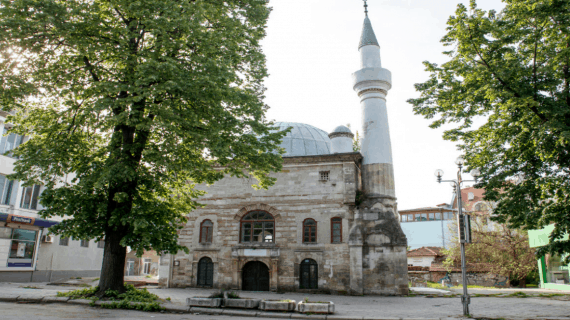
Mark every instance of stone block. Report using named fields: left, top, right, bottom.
left=291, top=313, right=328, bottom=319
left=223, top=298, right=261, bottom=309
left=163, top=304, right=191, bottom=313
left=0, top=294, right=19, bottom=302
left=190, top=307, right=224, bottom=314
left=297, top=301, right=334, bottom=314
left=222, top=309, right=258, bottom=316
left=258, top=311, right=294, bottom=319
left=259, top=300, right=296, bottom=312
left=67, top=299, right=92, bottom=305
left=17, top=295, right=44, bottom=303
left=186, top=297, right=222, bottom=308
left=43, top=296, right=70, bottom=303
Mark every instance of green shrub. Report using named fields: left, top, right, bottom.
left=226, top=291, right=240, bottom=299
left=57, top=284, right=164, bottom=311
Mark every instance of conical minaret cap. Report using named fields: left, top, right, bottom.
left=358, top=16, right=379, bottom=49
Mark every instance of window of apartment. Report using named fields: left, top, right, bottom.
left=444, top=212, right=454, bottom=220
left=331, top=217, right=342, bottom=243
left=20, top=184, right=41, bottom=210
left=0, top=175, right=15, bottom=205
left=200, top=220, right=213, bottom=244
left=0, top=127, right=25, bottom=157
left=143, top=258, right=152, bottom=275
left=240, top=211, right=274, bottom=243
left=97, top=240, right=105, bottom=248
left=59, top=237, right=69, bottom=246
left=434, top=212, right=442, bottom=220
left=303, top=218, right=317, bottom=243
left=80, top=239, right=89, bottom=248
left=319, top=171, right=329, bottom=181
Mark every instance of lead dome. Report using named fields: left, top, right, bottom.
left=332, top=125, right=352, bottom=133
left=272, top=122, right=332, bottom=157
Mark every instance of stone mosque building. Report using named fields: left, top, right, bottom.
left=159, top=8, right=409, bottom=295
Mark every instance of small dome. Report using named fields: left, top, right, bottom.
left=272, top=122, right=332, bottom=157
left=332, top=125, right=352, bottom=133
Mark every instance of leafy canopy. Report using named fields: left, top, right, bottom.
left=0, top=0, right=286, bottom=257
left=409, top=0, right=570, bottom=262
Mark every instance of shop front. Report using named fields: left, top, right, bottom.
left=0, top=213, right=58, bottom=277
left=528, top=224, right=570, bottom=290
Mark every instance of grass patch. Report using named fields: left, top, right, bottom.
left=20, top=286, right=41, bottom=289
left=57, top=284, right=164, bottom=312
left=93, top=278, right=99, bottom=281
left=226, top=291, right=240, bottom=299
left=505, top=291, right=529, bottom=298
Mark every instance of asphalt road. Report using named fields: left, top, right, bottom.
left=0, top=302, right=254, bottom=320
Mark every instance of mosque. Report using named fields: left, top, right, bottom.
left=159, top=5, right=409, bottom=295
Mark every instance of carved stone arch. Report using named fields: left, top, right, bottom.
left=234, top=203, right=282, bottom=221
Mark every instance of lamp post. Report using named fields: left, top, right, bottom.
left=434, top=156, right=480, bottom=316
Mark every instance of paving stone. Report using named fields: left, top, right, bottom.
left=163, top=304, right=190, bottom=313
left=42, top=296, right=70, bottom=303
left=222, top=309, right=258, bottom=317
left=17, top=295, right=43, bottom=303
left=67, top=299, right=92, bottom=305
left=291, top=314, right=327, bottom=320
left=257, top=311, right=293, bottom=319
left=328, top=315, right=364, bottom=320
left=190, top=306, right=224, bottom=315
left=0, top=294, right=19, bottom=302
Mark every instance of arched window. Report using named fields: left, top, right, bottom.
left=331, top=217, right=342, bottom=243
left=303, top=219, right=317, bottom=243
left=197, top=257, right=214, bottom=287
left=200, top=220, right=213, bottom=243
left=240, top=211, right=274, bottom=243
left=300, top=258, right=318, bottom=289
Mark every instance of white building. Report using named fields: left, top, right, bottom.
left=0, top=110, right=104, bottom=282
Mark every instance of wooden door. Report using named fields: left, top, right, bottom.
left=242, top=261, right=269, bottom=291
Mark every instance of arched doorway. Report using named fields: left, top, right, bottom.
left=242, top=261, right=270, bottom=291
left=197, top=257, right=214, bottom=287
left=300, top=258, right=318, bottom=289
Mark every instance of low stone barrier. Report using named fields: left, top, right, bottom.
left=297, top=301, right=335, bottom=314
left=223, top=298, right=261, bottom=309
left=259, top=300, right=296, bottom=312
left=186, top=297, right=222, bottom=308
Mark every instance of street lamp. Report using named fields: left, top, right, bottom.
left=434, top=156, right=480, bottom=316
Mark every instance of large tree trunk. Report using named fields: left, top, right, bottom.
left=98, top=228, right=128, bottom=294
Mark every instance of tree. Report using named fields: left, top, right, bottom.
left=353, top=130, right=361, bottom=152
left=443, top=203, right=537, bottom=287
left=408, top=0, right=570, bottom=263
left=0, top=0, right=286, bottom=295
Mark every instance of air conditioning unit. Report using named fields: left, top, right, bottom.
left=42, top=235, right=54, bottom=243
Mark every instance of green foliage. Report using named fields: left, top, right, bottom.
left=226, top=291, right=240, bottom=299
left=57, top=286, right=99, bottom=299
left=0, top=0, right=287, bottom=289
left=408, top=0, right=570, bottom=263
left=352, top=130, right=361, bottom=152
left=60, top=284, right=163, bottom=311
left=443, top=214, right=537, bottom=284
left=208, top=291, right=224, bottom=299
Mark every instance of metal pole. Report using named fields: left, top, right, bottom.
left=457, top=178, right=470, bottom=316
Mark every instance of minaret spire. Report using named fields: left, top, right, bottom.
left=363, top=0, right=368, bottom=16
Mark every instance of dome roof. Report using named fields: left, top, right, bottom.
left=272, top=122, right=332, bottom=157
left=332, top=125, right=352, bottom=133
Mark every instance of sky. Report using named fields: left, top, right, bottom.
left=260, top=0, right=506, bottom=210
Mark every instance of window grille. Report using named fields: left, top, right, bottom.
left=200, top=220, right=213, bottom=244
left=331, top=217, right=342, bottom=243
left=319, top=171, right=329, bottom=181
left=240, top=211, right=274, bottom=243
left=80, top=239, right=89, bottom=247
left=59, top=237, right=69, bottom=246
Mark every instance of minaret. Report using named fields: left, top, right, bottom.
left=352, top=5, right=395, bottom=199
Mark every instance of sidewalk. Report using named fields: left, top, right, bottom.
left=0, top=282, right=569, bottom=319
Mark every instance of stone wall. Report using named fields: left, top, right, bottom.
left=166, top=154, right=362, bottom=293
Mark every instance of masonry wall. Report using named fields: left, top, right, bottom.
left=166, top=155, right=361, bottom=293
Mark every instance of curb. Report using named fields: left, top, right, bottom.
left=1, top=295, right=570, bottom=320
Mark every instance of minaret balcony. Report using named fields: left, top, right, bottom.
left=352, top=67, right=392, bottom=94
